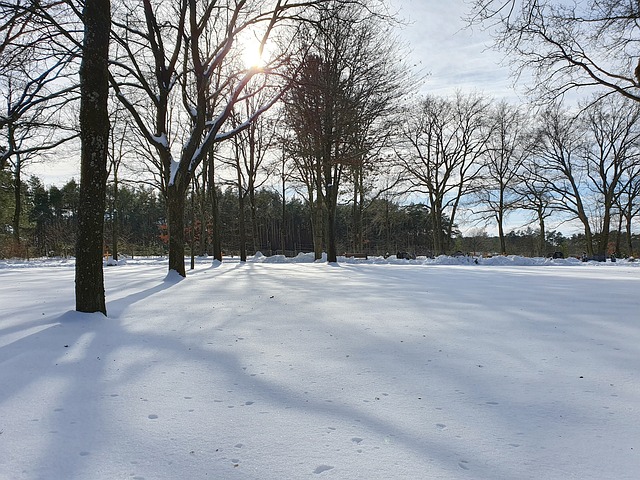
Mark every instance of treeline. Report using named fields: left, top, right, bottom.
left=0, top=174, right=164, bottom=258
left=6, top=172, right=636, bottom=260
left=1, top=173, right=454, bottom=259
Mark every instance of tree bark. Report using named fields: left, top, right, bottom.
left=237, top=165, right=247, bottom=262
left=11, top=149, right=21, bottom=246
left=538, top=212, right=546, bottom=256
left=111, top=169, right=119, bottom=261
left=326, top=183, right=338, bottom=263
left=75, top=0, right=111, bottom=315
left=166, top=183, right=187, bottom=276
left=209, top=167, right=222, bottom=262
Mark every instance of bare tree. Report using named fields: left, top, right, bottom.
left=110, top=0, right=329, bottom=276
left=581, top=95, right=640, bottom=256
left=533, top=104, right=595, bottom=255
left=226, top=98, right=280, bottom=260
left=0, top=1, right=79, bottom=248
left=617, top=163, right=640, bottom=256
left=106, top=103, right=134, bottom=263
left=285, top=1, right=408, bottom=262
left=399, top=92, right=492, bottom=255
left=469, top=0, right=640, bottom=104
left=474, top=101, right=529, bottom=254
left=532, top=97, right=640, bottom=257
left=514, top=152, right=560, bottom=256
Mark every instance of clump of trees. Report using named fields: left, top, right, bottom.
left=0, top=175, right=457, bottom=259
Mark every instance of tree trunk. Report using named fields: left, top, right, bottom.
left=538, top=212, right=546, bottom=256
left=111, top=170, right=119, bottom=261
left=281, top=162, right=286, bottom=255
left=431, top=205, right=444, bottom=255
left=625, top=208, right=633, bottom=256
left=596, top=207, right=611, bottom=256
left=237, top=175, right=247, bottom=262
left=75, top=0, right=110, bottom=315
left=11, top=150, right=21, bottom=245
left=190, top=182, right=195, bottom=270
left=166, top=184, right=187, bottom=276
left=497, top=213, right=506, bottom=255
left=208, top=153, right=222, bottom=262
left=581, top=217, right=595, bottom=257
left=614, top=210, right=622, bottom=256
left=311, top=194, right=323, bottom=261
left=325, top=182, right=338, bottom=263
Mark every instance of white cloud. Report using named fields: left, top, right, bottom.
left=389, top=0, right=522, bottom=101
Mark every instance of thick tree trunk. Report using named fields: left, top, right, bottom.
left=581, top=218, right=595, bottom=257
left=614, top=212, right=622, bottom=256
left=497, top=214, right=506, bottom=255
left=326, top=184, right=338, bottom=263
left=75, top=0, right=110, bottom=315
left=312, top=197, right=323, bottom=261
left=431, top=206, right=444, bottom=255
left=596, top=208, right=611, bottom=257
left=430, top=194, right=446, bottom=255
left=538, top=213, right=546, bottom=256
left=167, top=184, right=187, bottom=276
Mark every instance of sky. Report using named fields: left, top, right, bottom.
left=1, top=255, right=639, bottom=479
left=390, top=0, right=521, bottom=101
left=30, top=1, right=520, bottom=188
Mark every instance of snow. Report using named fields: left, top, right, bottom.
left=168, top=158, right=180, bottom=186
left=151, top=133, right=169, bottom=148
left=1, top=255, right=639, bottom=479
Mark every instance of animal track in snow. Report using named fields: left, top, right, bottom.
left=458, top=460, right=470, bottom=470
left=436, top=423, right=447, bottom=430
left=313, top=465, right=334, bottom=474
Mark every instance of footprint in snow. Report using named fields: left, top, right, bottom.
left=313, top=465, right=334, bottom=474
left=458, top=460, right=470, bottom=470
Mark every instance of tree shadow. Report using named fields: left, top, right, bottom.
left=2, top=262, right=638, bottom=479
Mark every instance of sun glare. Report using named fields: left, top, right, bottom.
left=242, top=42, right=267, bottom=69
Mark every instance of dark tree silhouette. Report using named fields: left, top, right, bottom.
left=75, top=0, right=111, bottom=314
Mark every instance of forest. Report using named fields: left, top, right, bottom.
left=2, top=1, right=640, bottom=311
left=2, top=171, right=635, bottom=261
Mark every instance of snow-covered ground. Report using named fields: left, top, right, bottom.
left=1, top=255, right=639, bottom=479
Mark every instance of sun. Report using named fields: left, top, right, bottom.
left=241, top=40, right=267, bottom=69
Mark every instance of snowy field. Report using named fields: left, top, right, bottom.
left=1, top=254, right=639, bottom=479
